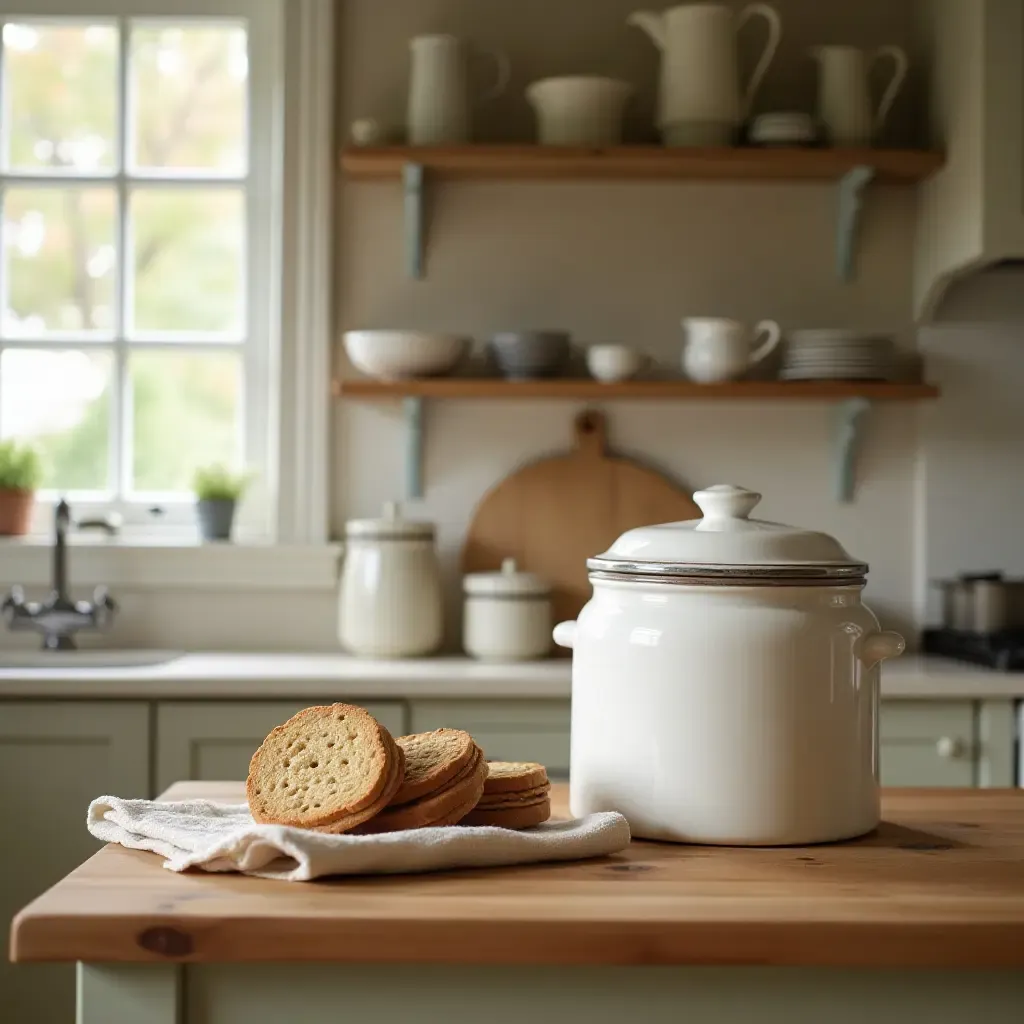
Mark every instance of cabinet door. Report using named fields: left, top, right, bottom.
left=156, top=701, right=407, bottom=793
left=0, top=701, right=150, bottom=1024
left=880, top=701, right=975, bottom=787
left=411, top=700, right=571, bottom=779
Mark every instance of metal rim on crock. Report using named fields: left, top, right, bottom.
left=586, top=557, right=868, bottom=584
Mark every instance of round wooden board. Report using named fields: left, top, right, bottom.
left=461, top=410, right=700, bottom=630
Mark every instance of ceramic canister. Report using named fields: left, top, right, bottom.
left=463, top=558, right=552, bottom=661
left=338, top=501, right=443, bottom=658
left=554, top=484, right=904, bottom=846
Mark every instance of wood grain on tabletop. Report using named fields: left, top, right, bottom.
left=11, top=783, right=1024, bottom=969
left=461, top=410, right=700, bottom=627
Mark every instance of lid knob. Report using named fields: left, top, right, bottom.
left=693, top=484, right=762, bottom=522
left=382, top=500, right=400, bottom=520
left=501, top=557, right=518, bottom=574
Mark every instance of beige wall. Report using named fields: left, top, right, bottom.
left=334, top=0, right=928, bottom=644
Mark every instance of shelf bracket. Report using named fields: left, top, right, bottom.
left=833, top=398, right=872, bottom=503
left=404, top=396, right=425, bottom=500
left=403, top=162, right=425, bottom=279
left=836, top=164, right=876, bottom=282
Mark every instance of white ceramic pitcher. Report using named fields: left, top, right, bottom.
left=682, top=317, right=781, bottom=383
left=811, top=45, right=908, bottom=147
left=628, top=3, right=782, bottom=136
left=407, top=34, right=510, bottom=145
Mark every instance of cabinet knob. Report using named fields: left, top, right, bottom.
left=936, top=736, right=962, bottom=759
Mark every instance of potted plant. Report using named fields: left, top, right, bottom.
left=0, top=440, right=42, bottom=536
left=193, top=464, right=251, bottom=543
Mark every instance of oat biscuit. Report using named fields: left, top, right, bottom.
left=313, top=732, right=406, bottom=834
left=392, top=728, right=478, bottom=805
left=460, top=796, right=552, bottom=830
left=481, top=761, right=549, bottom=795
left=355, top=742, right=487, bottom=833
left=476, top=783, right=551, bottom=808
left=247, top=703, right=394, bottom=829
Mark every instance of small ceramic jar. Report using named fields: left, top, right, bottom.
left=463, top=558, right=552, bottom=661
left=337, top=501, right=443, bottom=658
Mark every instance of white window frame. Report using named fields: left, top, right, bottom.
left=0, top=0, right=284, bottom=541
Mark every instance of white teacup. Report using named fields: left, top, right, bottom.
left=586, top=344, right=646, bottom=383
left=681, top=318, right=782, bottom=383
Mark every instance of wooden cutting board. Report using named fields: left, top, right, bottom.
left=461, top=410, right=700, bottom=628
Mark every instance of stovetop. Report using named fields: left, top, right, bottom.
left=922, top=628, right=1024, bottom=671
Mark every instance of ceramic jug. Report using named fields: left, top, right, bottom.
left=628, top=3, right=782, bottom=142
left=811, top=45, right=908, bottom=146
left=682, top=317, right=781, bottom=383
left=407, top=34, right=510, bottom=145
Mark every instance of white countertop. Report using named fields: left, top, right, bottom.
left=0, top=652, right=1019, bottom=700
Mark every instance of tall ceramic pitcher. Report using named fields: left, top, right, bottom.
left=407, top=34, right=510, bottom=145
left=811, top=45, right=908, bottom=146
left=628, top=3, right=782, bottom=144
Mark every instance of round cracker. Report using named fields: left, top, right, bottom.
left=392, top=728, right=477, bottom=806
left=247, top=703, right=392, bottom=828
left=312, top=732, right=405, bottom=834
left=355, top=744, right=487, bottom=833
left=482, top=761, right=549, bottom=795
left=476, top=783, right=551, bottom=808
left=460, top=797, right=552, bottom=830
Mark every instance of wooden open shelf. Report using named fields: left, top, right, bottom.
left=333, top=378, right=940, bottom=401
left=340, top=145, right=944, bottom=183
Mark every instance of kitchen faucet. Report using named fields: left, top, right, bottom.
left=2, top=499, right=119, bottom=650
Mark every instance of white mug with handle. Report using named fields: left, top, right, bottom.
left=682, top=318, right=782, bottom=383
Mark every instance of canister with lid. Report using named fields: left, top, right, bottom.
left=337, top=501, right=443, bottom=658
left=463, top=558, right=552, bottom=661
left=554, top=484, right=904, bottom=846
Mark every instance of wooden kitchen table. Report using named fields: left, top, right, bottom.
left=11, top=784, right=1024, bottom=1024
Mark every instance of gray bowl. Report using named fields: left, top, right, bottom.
left=489, top=330, right=571, bottom=380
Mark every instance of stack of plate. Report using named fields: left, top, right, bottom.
left=781, top=330, right=895, bottom=381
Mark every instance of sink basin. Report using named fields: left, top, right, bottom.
left=0, top=650, right=183, bottom=669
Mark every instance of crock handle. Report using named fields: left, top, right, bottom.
left=857, top=630, right=905, bottom=667
left=553, top=620, right=577, bottom=649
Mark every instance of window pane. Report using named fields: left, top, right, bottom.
left=130, top=349, right=240, bottom=493
left=129, top=188, right=244, bottom=336
left=0, top=348, right=112, bottom=491
left=129, top=24, right=247, bottom=174
left=3, top=187, right=117, bottom=336
left=3, top=23, right=117, bottom=173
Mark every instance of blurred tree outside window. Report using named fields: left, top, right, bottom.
left=0, top=11, right=257, bottom=513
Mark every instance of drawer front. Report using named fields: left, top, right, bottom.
left=879, top=701, right=975, bottom=787
left=410, top=700, right=571, bottom=778
left=156, top=700, right=407, bottom=793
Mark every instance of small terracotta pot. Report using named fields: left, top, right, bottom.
left=0, top=489, right=34, bottom=536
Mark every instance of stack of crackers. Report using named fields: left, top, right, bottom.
left=247, top=702, right=552, bottom=835
left=462, top=761, right=552, bottom=829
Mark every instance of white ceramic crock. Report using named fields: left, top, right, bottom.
left=463, top=558, right=552, bottom=661
left=337, top=501, right=443, bottom=658
left=554, top=484, right=904, bottom=846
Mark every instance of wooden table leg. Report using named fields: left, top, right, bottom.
left=77, top=963, right=180, bottom=1024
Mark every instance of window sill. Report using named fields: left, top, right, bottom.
left=0, top=536, right=341, bottom=592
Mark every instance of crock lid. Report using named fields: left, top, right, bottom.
left=588, top=484, right=867, bottom=581
left=345, top=501, right=434, bottom=539
left=464, top=557, right=551, bottom=597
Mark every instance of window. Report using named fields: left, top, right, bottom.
left=0, top=0, right=280, bottom=535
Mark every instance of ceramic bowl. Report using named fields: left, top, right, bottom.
left=489, top=330, right=571, bottom=380
left=343, top=330, right=469, bottom=380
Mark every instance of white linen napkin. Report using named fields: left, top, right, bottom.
left=87, top=796, right=631, bottom=881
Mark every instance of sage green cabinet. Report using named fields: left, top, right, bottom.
left=0, top=702, right=149, bottom=1024
left=410, top=700, right=572, bottom=778
left=155, top=701, right=407, bottom=793
left=880, top=701, right=976, bottom=787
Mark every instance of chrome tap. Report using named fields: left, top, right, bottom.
left=2, top=500, right=119, bottom=650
